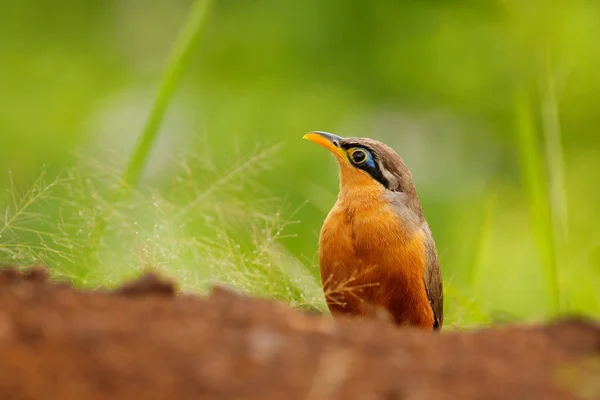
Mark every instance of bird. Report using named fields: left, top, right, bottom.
left=303, top=131, right=443, bottom=330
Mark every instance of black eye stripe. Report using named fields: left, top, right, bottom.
left=341, top=144, right=390, bottom=189
left=341, top=142, right=367, bottom=151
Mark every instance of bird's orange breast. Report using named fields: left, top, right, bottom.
left=318, top=190, right=434, bottom=328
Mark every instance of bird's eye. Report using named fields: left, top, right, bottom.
left=350, top=148, right=368, bottom=165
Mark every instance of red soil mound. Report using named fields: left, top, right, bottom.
left=0, top=266, right=598, bottom=400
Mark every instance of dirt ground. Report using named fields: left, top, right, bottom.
left=0, top=266, right=599, bottom=400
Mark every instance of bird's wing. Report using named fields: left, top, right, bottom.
left=422, top=223, right=444, bottom=330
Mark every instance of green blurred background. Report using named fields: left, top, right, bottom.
left=2, top=0, right=600, bottom=328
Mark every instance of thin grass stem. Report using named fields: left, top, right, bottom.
left=122, top=0, right=213, bottom=190
left=514, top=88, right=560, bottom=315
left=84, top=0, right=213, bottom=261
left=539, top=47, right=569, bottom=314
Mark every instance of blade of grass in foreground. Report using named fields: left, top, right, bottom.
left=514, top=88, right=560, bottom=316
left=539, top=49, right=570, bottom=314
left=122, top=0, right=213, bottom=190
left=85, top=0, right=213, bottom=261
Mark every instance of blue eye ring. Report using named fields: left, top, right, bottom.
left=348, top=148, right=369, bottom=165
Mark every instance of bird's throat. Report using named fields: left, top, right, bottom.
left=337, top=165, right=387, bottom=207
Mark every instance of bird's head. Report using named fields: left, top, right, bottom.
left=303, top=131, right=423, bottom=216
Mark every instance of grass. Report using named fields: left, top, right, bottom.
left=514, top=50, right=577, bottom=317
left=86, top=0, right=214, bottom=261
left=539, top=49, right=570, bottom=314
left=0, top=146, right=327, bottom=311
left=515, top=88, right=560, bottom=315
left=121, top=0, right=213, bottom=190
left=512, top=50, right=600, bottom=319
left=0, top=169, right=75, bottom=270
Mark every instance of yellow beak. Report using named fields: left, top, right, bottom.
left=303, top=131, right=347, bottom=161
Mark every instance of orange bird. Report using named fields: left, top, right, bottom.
left=304, top=131, right=443, bottom=330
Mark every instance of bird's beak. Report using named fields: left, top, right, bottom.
left=303, top=131, right=347, bottom=161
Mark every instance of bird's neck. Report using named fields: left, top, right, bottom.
left=336, top=172, right=423, bottom=236
left=337, top=182, right=387, bottom=213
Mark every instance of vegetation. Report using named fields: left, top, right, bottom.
left=2, top=0, right=600, bottom=328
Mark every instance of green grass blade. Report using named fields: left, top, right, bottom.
left=122, top=0, right=213, bottom=190
left=84, top=0, right=213, bottom=262
left=514, top=88, right=560, bottom=316
left=539, top=49, right=570, bottom=314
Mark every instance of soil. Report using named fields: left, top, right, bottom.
left=0, top=265, right=599, bottom=400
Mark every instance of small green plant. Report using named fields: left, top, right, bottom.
left=0, top=169, right=75, bottom=272
left=0, top=145, right=327, bottom=311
